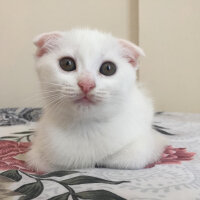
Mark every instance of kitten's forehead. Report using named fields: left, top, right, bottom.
left=60, top=29, right=119, bottom=57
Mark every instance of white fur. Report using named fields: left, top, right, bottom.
left=26, top=29, right=167, bottom=172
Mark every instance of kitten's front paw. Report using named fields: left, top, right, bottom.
left=99, top=132, right=167, bottom=169
left=26, top=149, right=53, bottom=172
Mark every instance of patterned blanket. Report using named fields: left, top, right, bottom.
left=0, top=108, right=199, bottom=200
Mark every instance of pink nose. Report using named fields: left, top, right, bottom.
left=78, top=79, right=96, bottom=94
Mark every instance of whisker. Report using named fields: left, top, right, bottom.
left=40, top=81, right=65, bottom=86
left=43, top=96, right=62, bottom=110
left=95, top=91, right=108, bottom=95
left=41, top=81, right=73, bottom=88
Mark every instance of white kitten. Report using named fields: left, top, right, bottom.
left=27, top=29, right=167, bottom=172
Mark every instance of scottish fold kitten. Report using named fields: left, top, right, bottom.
left=27, top=29, right=167, bottom=172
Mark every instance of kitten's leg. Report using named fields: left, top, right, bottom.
left=99, top=131, right=167, bottom=169
left=26, top=148, right=54, bottom=172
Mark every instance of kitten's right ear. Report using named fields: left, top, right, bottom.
left=33, top=31, right=63, bottom=57
left=119, top=39, right=145, bottom=67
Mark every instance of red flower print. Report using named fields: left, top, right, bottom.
left=0, top=140, right=36, bottom=173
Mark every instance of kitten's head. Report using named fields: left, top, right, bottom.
left=34, top=29, right=144, bottom=118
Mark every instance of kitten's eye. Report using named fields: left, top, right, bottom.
left=59, top=57, right=76, bottom=71
left=99, top=62, right=116, bottom=76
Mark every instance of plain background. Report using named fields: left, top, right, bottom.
left=139, top=0, right=200, bottom=113
left=0, top=0, right=199, bottom=113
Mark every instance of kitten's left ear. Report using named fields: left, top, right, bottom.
left=119, top=39, right=145, bottom=67
left=33, top=31, right=63, bottom=57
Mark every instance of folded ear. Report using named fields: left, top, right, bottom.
left=119, top=39, right=145, bottom=67
left=33, top=31, right=63, bottom=57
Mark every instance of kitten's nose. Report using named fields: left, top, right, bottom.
left=78, top=79, right=96, bottom=94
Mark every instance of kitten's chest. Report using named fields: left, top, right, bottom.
left=41, top=120, right=131, bottom=161
left=37, top=114, right=141, bottom=168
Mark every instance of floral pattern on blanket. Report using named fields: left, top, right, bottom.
left=1, top=169, right=128, bottom=200
left=0, top=108, right=199, bottom=200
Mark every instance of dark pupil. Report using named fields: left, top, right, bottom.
left=106, top=65, right=111, bottom=71
left=66, top=60, right=72, bottom=66
left=59, top=57, right=76, bottom=71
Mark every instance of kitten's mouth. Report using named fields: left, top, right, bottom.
left=74, top=96, right=95, bottom=105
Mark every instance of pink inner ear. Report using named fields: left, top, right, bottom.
left=36, top=48, right=48, bottom=57
left=119, top=39, right=144, bottom=67
left=34, top=33, right=61, bottom=57
left=123, top=54, right=137, bottom=66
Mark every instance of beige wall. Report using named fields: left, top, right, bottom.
left=0, top=0, right=138, bottom=107
left=139, top=0, right=200, bottom=113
